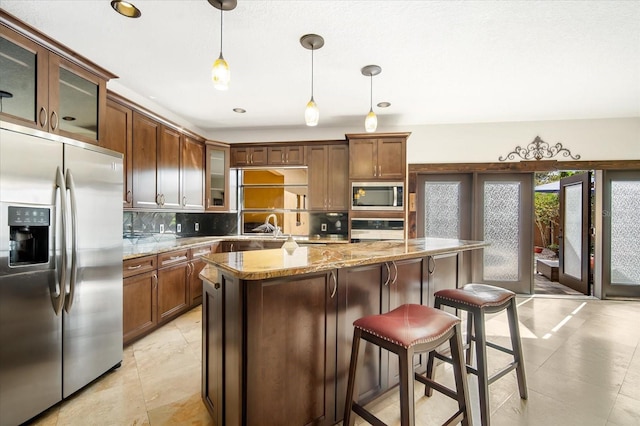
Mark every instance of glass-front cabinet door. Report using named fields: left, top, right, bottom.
left=0, top=27, right=48, bottom=129
left=205, top=143, right=230, bottom=211
left=1, top=20, right=109, bottom=145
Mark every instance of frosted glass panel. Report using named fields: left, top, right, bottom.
left=611, top=181, right=640, bottom=285
left=564, top=184, right=582, bottom=279
left=483, top=182, right=520, bottom=281
left=424, top=182, right=460, bottom=238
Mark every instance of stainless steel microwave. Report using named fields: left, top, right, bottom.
left=351, top=182, right=404, bottom=210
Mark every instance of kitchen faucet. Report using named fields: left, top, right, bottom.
left=265, top=214, right=282, bottom=237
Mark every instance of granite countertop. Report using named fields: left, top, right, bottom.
left=122, top=234, right=348, bottom=260
left=200, top=238, right=488, bottom=281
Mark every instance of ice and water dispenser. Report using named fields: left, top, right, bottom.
left=8, top=206, right=50, bottom=266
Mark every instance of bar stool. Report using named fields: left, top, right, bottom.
left=427, top=284, right=528, bottom=426
left=343, top=304, right=472, bottom=426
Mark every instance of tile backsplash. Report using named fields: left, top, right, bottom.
left=123, top=212, right=238, bottom=238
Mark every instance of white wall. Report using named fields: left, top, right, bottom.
left=212, top=117, right=640, bottom=163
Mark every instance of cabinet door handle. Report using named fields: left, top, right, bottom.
left=183, top=196, right=187, bottom=207
left=39, top=106, right=48, bottom=128
left=281, top=152, right=284, bottom=163
left=286, top=152, right=289, bottom=163
left=127, top=264, right=142, bottom=270
left=156, top=193, right=161, bottom=206
left=214, top=282, right=221, bottom=290
left=152, top=273, right=158, bottom=289
left=250, top=153, right=254, bottom=164
left=126, top=190, right=132, bottom=203
left=378, top=165, right=381, bottom=176
left=50, top=111, right=59, bottom=130
left=329, top=271, right=337, bottom=298
left=428, top=256, right=436, bottom=275
left=373, top=165, right=377, bottom=177
left=383, top=262, right=391, bottom=286
left=391, top=261, right=398, bottom=285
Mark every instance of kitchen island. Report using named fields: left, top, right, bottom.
left=199, top=238, right=487, bottom=426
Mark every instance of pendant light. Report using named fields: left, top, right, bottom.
left=208, top=0, right=237, bottom=90
left=361, top=65, right=381, bottom=132
left=300, top=34, right=324, bottom=127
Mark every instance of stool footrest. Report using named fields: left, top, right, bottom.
left=352, top=403, right=387, bottom=426
left=415, top=373, right=458, bottom=400
left=488, top=361, right=519, bottom=385
left=486, top=340, right=515, bottom=356
left=443, top=410, right=467, bottom=426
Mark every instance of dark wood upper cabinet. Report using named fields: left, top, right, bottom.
left=181, top=135, right=205, bottom=210
left=158, top=126, right=182, bottom=209
left=267, top=145, right=305, bottom=165
left=347, top=133, right=410, bottom=180
left=308, top=144, right=348, bottom=211
left=105, top=99, right=133, bottom=207
left=131, top=112, right=160, bottom=209
left=231, top=146, right=267, bottom=166
left=0, top=11, right=115, bottom=145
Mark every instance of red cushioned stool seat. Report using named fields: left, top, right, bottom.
left=343, top=304, right=472, bottom=426
left=428, top=284, right=527, bottom=426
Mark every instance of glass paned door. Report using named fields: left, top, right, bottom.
left=558, top=172, right=591, bottom=295
left=416, top=174, right=471, bottom=239
left=474, top=173, right=533, bottom=294
left=602, top=170, right=640, bottom=298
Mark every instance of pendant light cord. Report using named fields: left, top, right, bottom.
left=219, top=3, right=223, bottom=55
left=311, top=46, right=314, bottom=99
left=369, top=73, right=373, bottom=111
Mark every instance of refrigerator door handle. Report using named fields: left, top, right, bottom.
left=52, top=166, right=68, bottom=315
left=64, top=169, right=79, bottom=313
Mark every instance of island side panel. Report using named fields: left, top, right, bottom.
left=201, top=269, right=244, bottom=426
left=245, top=272, right=337, bottom=426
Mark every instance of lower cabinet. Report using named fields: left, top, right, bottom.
left=157, top=248, right=190, bottom=324
left=123, top=254, right=158, bottom=344
left=123, top=242, right=219, bottom=345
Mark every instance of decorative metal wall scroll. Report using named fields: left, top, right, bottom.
left=499, top=136, right=581, bottom=161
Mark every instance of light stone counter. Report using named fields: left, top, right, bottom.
left=200, top=237, right=487, bottom=281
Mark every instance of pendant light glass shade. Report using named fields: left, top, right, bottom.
left=361, top=65, right=381, bottom=133
left=305, top=97, right=320, bottom=126
left=212, top=53, right=230, bottom=91
left=300, top=34, right=324, bottom=127
left=365, top=108, right=377, bottom=132
left=209, top=0, right=236, bottom=91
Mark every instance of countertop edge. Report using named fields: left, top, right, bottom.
left=200, top=239, right=488, bottom=281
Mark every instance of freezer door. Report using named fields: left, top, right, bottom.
left=62, top=144, right=123, bottom=397
left=0, top=129, right=64, bottom=426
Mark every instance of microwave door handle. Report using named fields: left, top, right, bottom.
left=64, top=169, right=78, bottom=313
left=52, top=166, right=67, bottom=316
left=393, top=186, right=398, bottom=207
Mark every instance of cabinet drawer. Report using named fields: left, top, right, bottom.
left=190, top=244, right=216, bottom=259
left=158, top=249, right=189, bottom=268
left=123, top=255, right=157, bottom=278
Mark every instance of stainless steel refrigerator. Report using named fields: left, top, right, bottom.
left=0, top=123, right=123, bottom=426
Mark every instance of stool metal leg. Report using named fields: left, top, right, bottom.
left=507, top=298, right=528, bottom=399
left=398, top=346, right=416, bottom=426
left=344, top=328, right=363, bottom=426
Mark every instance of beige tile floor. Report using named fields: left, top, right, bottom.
left=28, top=296, right=640, bottom=425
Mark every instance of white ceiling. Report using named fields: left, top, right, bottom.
left=3, top=0, right=639, bottom=135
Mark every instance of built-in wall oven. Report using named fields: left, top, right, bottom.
left=350, top=218, right=404, bottom=241
left=351, top=182, right=404, bottom=211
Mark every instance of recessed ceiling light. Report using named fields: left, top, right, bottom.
left=233, top=108, right=246, bottom=113
left=111, top=0, right=141, bottom=18
left=377, top=101, right=391, bottom=108
left=62, top=116, right=76, bottom=121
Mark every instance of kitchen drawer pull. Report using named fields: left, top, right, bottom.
left=127, top=264, right=143, bottom=270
